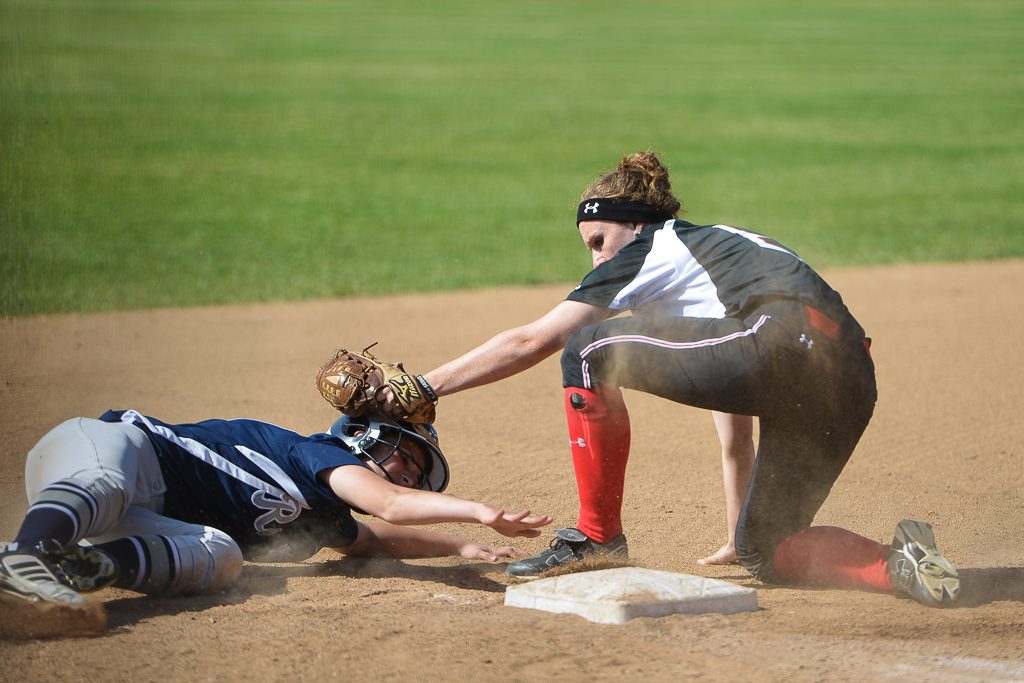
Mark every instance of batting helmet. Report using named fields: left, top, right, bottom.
left=329, top=414, right=450, bottom=493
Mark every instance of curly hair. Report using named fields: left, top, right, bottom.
left=580, top=150, right=682, bottom=217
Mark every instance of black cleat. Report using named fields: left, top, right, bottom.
left=506, top=528, right=627, bottom=579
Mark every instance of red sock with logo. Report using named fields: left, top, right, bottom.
left=564, top=386, right=631, bottom=544
left=772, top=526, right=894, bottom=590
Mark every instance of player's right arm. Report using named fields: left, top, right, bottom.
left=332, top=520, right=528, bottom=561
left=422, top=299, right=611, bottom=397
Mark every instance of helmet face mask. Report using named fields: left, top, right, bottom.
left=329, top=414, right=450, bottom=493
left=357, top=425, right=426, bottom=489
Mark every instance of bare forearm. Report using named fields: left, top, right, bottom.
left=375, top=490, right=494, bottom=527
left=422, top=300, right=611, bottom=397
left=336, top=522, right=469, bottom=559
left=423, top=326, right=561, bottom=396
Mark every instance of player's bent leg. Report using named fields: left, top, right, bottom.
left=770, top=521, right=960, bottom=607
left=89, top=506, right=243, bottom=595
left=172, top=527, right=244, bottom=593
left=772, top=526, right=892, bottom=589
left=734, top=407, right=869, bottom=581
left=22, top=418, right=160, bottom=545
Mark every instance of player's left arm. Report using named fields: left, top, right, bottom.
left=331, top=520, right=527, bottom=561
left=321, top=465, right=552, bottom=538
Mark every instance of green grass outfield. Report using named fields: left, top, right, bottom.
left=3, top=0, right=1023, bottom=316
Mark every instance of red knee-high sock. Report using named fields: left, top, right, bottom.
left=565, top=386, right=631, bottom=544
left=773, top=526, right=894, bottom=590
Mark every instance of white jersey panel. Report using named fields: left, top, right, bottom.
left=608, top=223, right=728, bottom=319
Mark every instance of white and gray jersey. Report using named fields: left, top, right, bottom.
left=566, top=220, right=862, bottom=336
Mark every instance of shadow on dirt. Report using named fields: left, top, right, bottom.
left=100, top=556, right=509, bottom=631
left=667, top=567, right=1024, bottom=608
left=241, top=555, right=511, bottom=592
left=97, top=563, right=1024, bottom=633
left=956, top=567, right=1024, bottom=607
left=100, top=579, right=265, bottom=632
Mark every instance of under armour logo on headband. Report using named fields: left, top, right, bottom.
left=576, top=197, right=674, bottom=227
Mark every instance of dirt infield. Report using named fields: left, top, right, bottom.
left=1, top=260, right=1022, bottom=682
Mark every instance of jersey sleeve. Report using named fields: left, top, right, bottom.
left=566, top=236, right=651, bottom=309
left=290, top=435, right=368, bottom=482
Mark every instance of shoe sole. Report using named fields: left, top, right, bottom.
left=890, top=520, right=959, bottom=607
left=57, top=547, right=119, bottom=592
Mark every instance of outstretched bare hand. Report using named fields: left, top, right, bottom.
left=458, top=542, right=528, bottom=562
left=480, top=509, right=552, bottom=538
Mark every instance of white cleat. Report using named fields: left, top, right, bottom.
left=0, top=544, right=89, bottom=608
left=886, top=519, right=960, bottom=607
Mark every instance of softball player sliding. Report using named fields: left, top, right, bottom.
left=393, top=151, right=959, bottom=607
left=0, top=411, right=551, bottom=610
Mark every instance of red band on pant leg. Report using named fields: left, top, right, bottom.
left=565, top=386, right=630, bottom=544
left=773, top=526, right=893, bottom=591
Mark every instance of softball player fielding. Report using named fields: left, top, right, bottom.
left=382, top=150, right=960, bottom=607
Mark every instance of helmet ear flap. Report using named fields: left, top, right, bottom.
left=338, top=417, right=369, bottom=439
left=329, top=415, right=378, bottom=458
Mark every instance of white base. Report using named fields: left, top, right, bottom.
left=504, top=567, right=757, bottom=624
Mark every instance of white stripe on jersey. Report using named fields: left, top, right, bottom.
left=119, top=410, right=310, bottom=510
left=234, top=445, right=309, bottom=509
left=711, top=224, right=803, bottom=262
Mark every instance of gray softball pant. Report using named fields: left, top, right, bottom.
left=24, top=417, right=243, bottom=594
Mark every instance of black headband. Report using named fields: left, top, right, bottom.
left=576, top=197, right=673, bottom=227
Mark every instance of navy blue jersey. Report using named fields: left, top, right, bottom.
left=567, top=220, right=863, bottom=336
left=100, top=410, right=368, bottom=562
